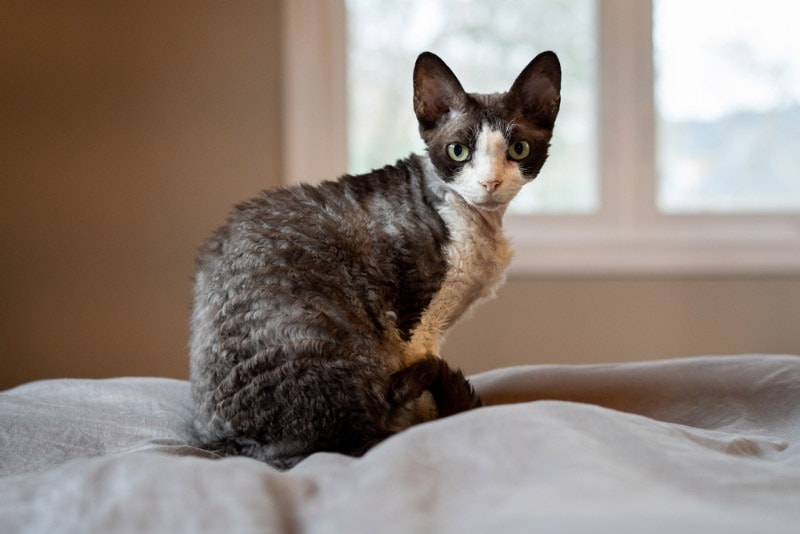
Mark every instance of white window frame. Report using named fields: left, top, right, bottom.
left=281, top=0, right=800, bottom=275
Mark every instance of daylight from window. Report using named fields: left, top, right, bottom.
left=347, top=0, right=800, bottom=216
left=655, top=0, right=800, bottom=213
left=346, top=0, right=597, bottom=214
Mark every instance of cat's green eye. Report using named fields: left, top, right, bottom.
left=507, top=140, right=530, bottom=161
left=446, top=143, right=471, bottom=162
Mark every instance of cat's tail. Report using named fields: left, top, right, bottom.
left=388, top=355, right=482, bottom=419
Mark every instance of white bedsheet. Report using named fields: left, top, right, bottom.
left=2, top=355, right=799, bottom=533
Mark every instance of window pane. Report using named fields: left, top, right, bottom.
left=655, top=0, right=800, bottom=213
left=346, top=0, right=597, bottom=214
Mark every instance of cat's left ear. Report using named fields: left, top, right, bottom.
left=413, top=52, right=468, bottom=132
left=506, top=51, right=562, bottom=129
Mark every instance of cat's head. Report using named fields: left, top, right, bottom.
left=413, top=51, right=561, bottom=212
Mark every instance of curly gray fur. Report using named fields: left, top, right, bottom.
left=189, top=51, right=561, bottom=468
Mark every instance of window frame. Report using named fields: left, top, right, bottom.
left=281, top=0, right=800, bottom=275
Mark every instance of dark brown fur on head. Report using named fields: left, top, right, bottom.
left=413, top=51, right=561, bottom=182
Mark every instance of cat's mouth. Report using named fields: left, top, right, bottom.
left=472, top=198, right=506, bottom=212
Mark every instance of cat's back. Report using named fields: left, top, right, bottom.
left=188, top=155, right=452, bottom=456
left=197, top=155, right=443, bottom=270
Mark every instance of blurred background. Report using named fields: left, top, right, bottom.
left=2, top=0, right=799, bottom=390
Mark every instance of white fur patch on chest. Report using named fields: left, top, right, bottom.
left=403, top=156, right=514, bottom=366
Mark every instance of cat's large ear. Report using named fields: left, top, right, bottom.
left=413, top=52, right=467, bottom=131
left=506, top=51, right=562, bottom=129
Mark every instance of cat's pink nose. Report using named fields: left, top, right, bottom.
left=481, top=179, right=502, bottom=194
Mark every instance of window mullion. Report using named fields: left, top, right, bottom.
left=281, top=0, right=347, bottom=186
left=598, top=0, right=656, bottom=230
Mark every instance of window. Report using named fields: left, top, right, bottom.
left=655, top=0, right=800, bottom=213
left=282, top=0, right=800, bottom=274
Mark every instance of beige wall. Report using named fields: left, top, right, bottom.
left=2, top=3, right=798, bottom=389
left=446, top=276, right=800, bottom=374
left=1, top=2, right=284, bottom=388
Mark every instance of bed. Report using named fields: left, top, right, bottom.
left=2, top=354, right=800, bottom=533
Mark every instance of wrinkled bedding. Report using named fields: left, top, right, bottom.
left=2, top=354, right=800, bottom=533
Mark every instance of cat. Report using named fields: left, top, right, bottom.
left=189, top=50, right=561, bottom=469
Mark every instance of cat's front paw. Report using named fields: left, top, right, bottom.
left=413, top=391, right=438, bottom=422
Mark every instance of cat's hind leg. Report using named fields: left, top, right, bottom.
left=387, top=355, right=482, bottom=423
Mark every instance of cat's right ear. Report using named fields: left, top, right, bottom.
left=413, top=52, right=467, bottom=131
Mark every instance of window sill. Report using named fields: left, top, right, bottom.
left=505, top=214, right=800, bottom=275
